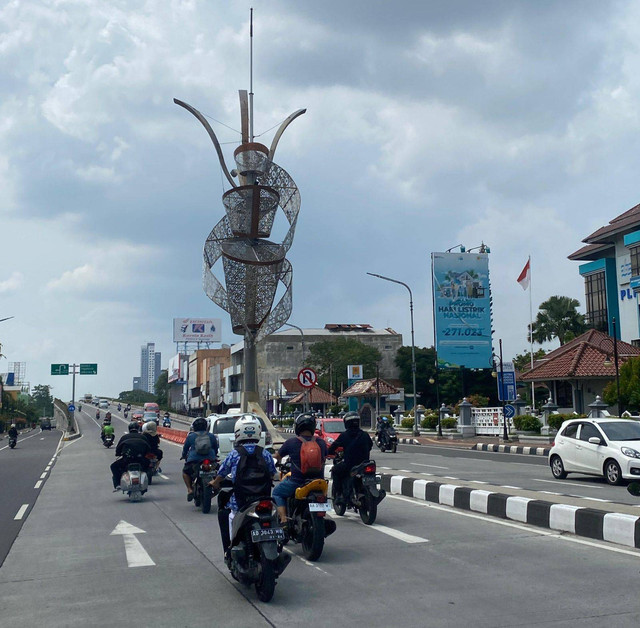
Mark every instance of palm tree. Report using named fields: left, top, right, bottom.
left=530, top=295, right=587, bottom=346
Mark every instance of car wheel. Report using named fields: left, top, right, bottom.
left=604, top=459, right=623, bottom=485
left=550, top=455, right=567, bottom=479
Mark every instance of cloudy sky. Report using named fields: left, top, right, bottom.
left=2, top=0, right=639, bottom=398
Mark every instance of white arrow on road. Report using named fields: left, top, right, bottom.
left=110, top=520, right=156, bottom=567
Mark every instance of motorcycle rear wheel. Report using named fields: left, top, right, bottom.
left=194, top=482, right=202, bottom=507
left=331, top=482, right=346, bottom=516
left=392, top=443, right=397, bottom=453
left=202, top=485, right=212, bottom=514
left=301, top=512, right=325, bottom=561
left=255, top=553, right=276, bottom=602
left=359, top=491, right=377, bottom=525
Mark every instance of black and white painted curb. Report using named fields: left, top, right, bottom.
left=381, top=473, right=640, bottom=549
left=278, top=428, right=419, bottom=445
left=473, top=443, right=551, bottom=456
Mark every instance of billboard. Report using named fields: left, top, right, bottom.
left=168, top=354, right=181, bottom=383
left=347, top=365, right=363, bottom=380
left=172, top=318, right=221, bottom=343
left=432, top=252, right=493, bottom=369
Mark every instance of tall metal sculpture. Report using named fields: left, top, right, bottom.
left=174, top=90, right=305, bottom=410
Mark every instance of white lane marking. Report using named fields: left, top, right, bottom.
left=14, top=504, right=29, bottom=520
left=40, top=437, right=45, bottom=440
left=110, top=520, right=155, bottom=568
left=327, top=511, right=429, bottom=544
left=34, top=480, right=42, bottom=489
left=410, top=463, right=449, bottom=469
left=45, top=466, right=51, bottom=471
left=159, top=474, right=170, bottom=480
left=420, top=472, right=434, bottom=476
left=388, top=494, right=640, bottom=558
left=62, top=434, right=84, bottom=448
left=283, top=547, right=329, bottom=574
left=0, top=430, right=48, bottom=451
left=569, top=496, right=612, bottom=503
left=535, top=478, right=605, bottom=489
left=39, top=472, right=47, bottom=479
left=471, top=481, right=489, bottom=484
left=500, top=485, right=522, bottom=490
left=443, top=476, right=459, bottom=480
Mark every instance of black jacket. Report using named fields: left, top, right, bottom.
left=328, top=428, right=372, bottom=468
left=115, top=433, right=150, bottom=459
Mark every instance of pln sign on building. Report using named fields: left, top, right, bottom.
left=431, top=252, right=493, bottom=369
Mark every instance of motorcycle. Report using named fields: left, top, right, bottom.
left=9, top=436, right=17, bottom=449
left=375, top=425, right=398, bottom=453
left=117, top=404, right=121, bottom=412
left=192, top=458, right=218, bottom=514
left=162, top=416, right=171, bottom=427
left=124, top=411, right=129, bottom=419
left=145, top=452, right=159, bottom=484
left=103, top=434, right=115, bottom=448
left=331, top=451, right=385, bottom=525
left=278, top=459, right=336, bottom=561
left=219, top=485, right=291, bottom=602
left=119, top=462, right=149, bottom=502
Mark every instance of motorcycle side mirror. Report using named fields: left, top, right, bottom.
left=627, top=482, right=640, bottom=497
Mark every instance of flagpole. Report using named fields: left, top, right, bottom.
left=528, top=255, right=535, bottom=410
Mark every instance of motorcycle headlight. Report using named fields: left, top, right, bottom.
left=327, top=437, right=334, bottom=444
left=621, top=447, right=640, bottom=459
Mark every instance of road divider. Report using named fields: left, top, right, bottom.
left=473, top=443, right=551, bottom=456
left=158, top=427, right=187, bottom=444
left=380, top=473, right=640, bottom=550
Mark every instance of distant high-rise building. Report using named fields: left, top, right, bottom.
left=132, top=377, right=142, bottom=391
left=140, top=342, right=162, bottom=393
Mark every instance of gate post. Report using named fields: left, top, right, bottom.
left=457, top=398, right=475, bottom=438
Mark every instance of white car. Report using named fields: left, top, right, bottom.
left=207, top=413, right=272, bottom=457
left=99, top=399, right=109, bottom=409
left=549, top=418, right=640, bottom=485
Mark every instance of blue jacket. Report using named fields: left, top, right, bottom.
left=182, top=431, right=218, bottom=463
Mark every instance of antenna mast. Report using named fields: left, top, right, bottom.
left=249, top=7, right=254, bottom=142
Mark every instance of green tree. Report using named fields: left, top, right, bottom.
left=530, top=295, right=587, bottom=346
left=603, top=357, right=640, bottom=411
left=305, top=338, right=382, bottom=393
left=118, top=389, right=157, bottom=404
left=513, top=348, right=547, bottom=372
left=154, top=370, right=168, bottom=406
left=31, top=384, right=54, bottom=417
left=395, top=346, right=437, bottom=406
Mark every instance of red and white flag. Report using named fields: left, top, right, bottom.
left=517, top=258, right=531, bottom=291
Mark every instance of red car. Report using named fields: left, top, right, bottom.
left=315, top=418, right=346, bottom=446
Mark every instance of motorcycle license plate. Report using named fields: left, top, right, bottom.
left=308, top=502, right=332, bottom=512
left=251, top=528, right=285, bottom=542
left=363, top=476, right=376, bottom=485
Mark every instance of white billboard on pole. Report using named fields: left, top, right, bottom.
left=172, top=318, right=222, bottom=343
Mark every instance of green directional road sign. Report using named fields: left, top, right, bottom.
left=80, top=363, right=98, bottom=375
left=51, top=364, right=69, bottom=375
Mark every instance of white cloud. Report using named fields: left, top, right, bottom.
left=0, top=271, right=23, bottom=293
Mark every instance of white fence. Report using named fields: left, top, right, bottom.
left=471, top=407, right=513, bottom=435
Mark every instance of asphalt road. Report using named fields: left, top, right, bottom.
left=3, top=409, right=640, bottom=626
left=0, top=427, right=63, bottom=566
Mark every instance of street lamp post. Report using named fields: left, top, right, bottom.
left=613, top=317, right=621, bottom=414
left=367, top=272, right=419, bottom=436
left=284, top=323, right=307, bottom=411
left=499, top=339, right=509, bottom=442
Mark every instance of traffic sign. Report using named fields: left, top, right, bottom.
left=80, top=363, right=98, bottom=375
left=297, top=367, right=318, bottom=388
left=68, top=404, right=75, bottom=412
left=503, top=404, right=516, bottom=419
left=51, top=364, right=69, bottom=375
left=497, top=360, right=517, bottom=401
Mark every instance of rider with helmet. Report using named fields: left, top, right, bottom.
left=110, top=421, right=151, bottom=490
left=142, top=421, right=163, bottom=470
left=181, top=417, right=218, bottom=502
left=327, top=411, right=373, bottom=504
left=272, top=412, right=328, bottom=525
left=209, top=415, right=277, bottom=561
left=8, top=423, right=18, bottom=440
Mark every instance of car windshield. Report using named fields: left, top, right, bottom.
left=323, top=421, right=345, bottom=433
left=212, top=416, right=266, bottom=434
left=143, top=412, right=156, bottom=419
left=597, top=421, right=640, bottom=441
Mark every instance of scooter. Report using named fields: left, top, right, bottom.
left=103, top=434, right=115, bottom=448
left=331, top=451, right=385, bottom=525
left=376, top=426, right=398, bottom=453
left=279, top=459, right=336, bottom=561
left=221, top=491, right=291, bottom=602
left=145, top=453, right=159, bottom=484
left=119, top=463, right=149, bottom=502
left=163, top=416, right=172, bottom=427
left=192, top=458, right=218, bottom=514
left=9, top=436, right=17, bottom=449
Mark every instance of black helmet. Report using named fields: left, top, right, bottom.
left=294, top=412, right=316, bottom=436
left=343, top=411, right=360, bottom=429
left=192, top=417, right=208, bottom=432
left=128, top=421, right=139, bottom=433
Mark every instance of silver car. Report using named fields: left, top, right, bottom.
left=207, top=413, right=272, bottom=457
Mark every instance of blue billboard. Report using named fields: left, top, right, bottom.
left=432, top=252, right=493, bottom=369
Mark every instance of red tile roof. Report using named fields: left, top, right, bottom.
left=521, top=329, right=640, bottom=381
left=342, top=378, right=400, bottom=397
left=289, top=387, right=337, bottom=405
left=280, top=378, right=305, bottom=394
left=581, top=202, right=640, bottom=244
left=567, top=242, right=615, bottom=261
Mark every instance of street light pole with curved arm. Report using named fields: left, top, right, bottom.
left=367, top=272, right=419, bottom=436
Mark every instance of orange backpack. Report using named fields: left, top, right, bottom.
left=297, top=436, right=323, bottom=475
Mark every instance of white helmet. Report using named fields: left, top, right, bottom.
left=142, top=421, right=157, bottom=435
left=234, top=414, right=261, bottom=444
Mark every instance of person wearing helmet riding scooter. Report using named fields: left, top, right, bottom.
left=272, top=412, right=328, bottom=525
left=328, top=411, right=373, bottom=505
left=110, top=421, right=151, bottom=490
left=142, top=421, right=163, bottom=472
left=8, top=424, right=18, bottom=440
left=181, top=417, right=218, bottom=502
left=209, top=415, right=277, bottom=562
